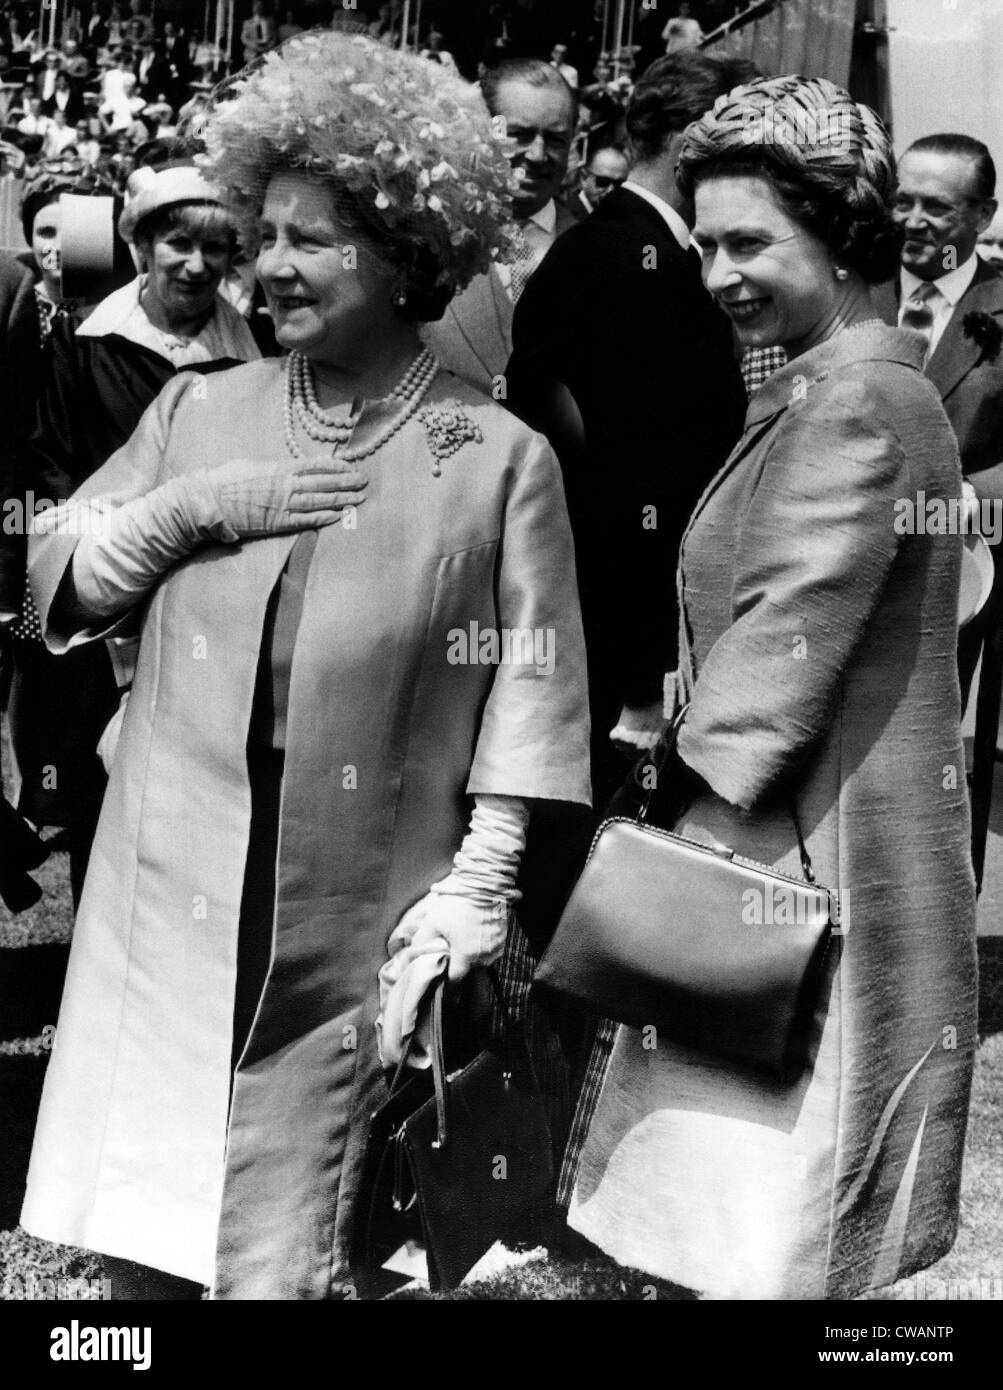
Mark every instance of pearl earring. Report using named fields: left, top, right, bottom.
left=834, top=266, right=849, bottom=281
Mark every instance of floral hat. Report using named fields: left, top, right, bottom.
left=193, top=29, right=521, bottom=297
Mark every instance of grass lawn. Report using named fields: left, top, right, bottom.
left=2, top=717, right=1001, bottom=1300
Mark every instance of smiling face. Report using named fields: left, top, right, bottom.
left=493, top=78, right=575, bottom=218
left=694, top=173, right=844, bottom=357
left=139, top=208, right=232, bottom=331
left=256, top=170, right=399, bottom=364
left=892, top=149, right=996, bottom=281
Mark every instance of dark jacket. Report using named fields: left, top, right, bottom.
left=506, top=187, right=746, bottom=729
left=0, top=254, right=42, bottom=619
left=874, top=256, right=1003, bottom=500
left=12, top=318, right=245, bottom=829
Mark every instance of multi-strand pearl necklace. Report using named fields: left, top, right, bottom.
left=283, top=347, right=439, bottom=460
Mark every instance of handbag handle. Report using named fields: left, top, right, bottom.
left=633, top=706, right=817, bottom=886
left=386, top=967, right=517, bottom=1151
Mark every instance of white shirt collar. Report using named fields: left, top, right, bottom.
left=523, top=199, right=557, bottom=237
left=76, top=275, right=260, bottom=367
left=901, top=252, right=979, bottom=308
left=621, top=180, right=692, bottom=253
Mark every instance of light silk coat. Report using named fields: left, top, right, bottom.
left=21, top=358, right=591, bottom=1298
left=569, top=324, right=978, bottom=1299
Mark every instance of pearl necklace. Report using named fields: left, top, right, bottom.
left=283, top=348, right=439, bottom=460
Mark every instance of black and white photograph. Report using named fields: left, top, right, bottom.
left=0, top=0, right=1000, bottom=1363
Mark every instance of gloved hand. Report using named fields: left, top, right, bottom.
left=174, top=456, right=369, bottom=543
left=376, top=795, right=528, bottom=1068
left=63, top=456, right=367, bottom=621
left=394, top=885, right=511, bottom=984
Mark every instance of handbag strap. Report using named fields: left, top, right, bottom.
left=636, top=704, right=687, bottom=823
left=635, top=707, right=817, bottom=885
left=386, top=966, right=517, bottom=1150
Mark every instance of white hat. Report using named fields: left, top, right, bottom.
left=118, top=162, right=223, bottom=243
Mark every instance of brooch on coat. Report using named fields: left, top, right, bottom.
left=417, top=402, right=483, bottom=476
left=962, top=310, right=1003, bottom=365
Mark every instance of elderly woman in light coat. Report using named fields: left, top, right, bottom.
left=21, top=33, right=590, bottom=1300
left=566, top=76, right=978, bottom=1300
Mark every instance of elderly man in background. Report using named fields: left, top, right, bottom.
left=875, top=133, right=1003, bottom=699
left=425, top=57, right=578, bottom=394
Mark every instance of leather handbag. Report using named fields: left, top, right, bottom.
left=356, top=970, right=553, bottom=1294
left=534, top=710, right=836, bottom=1080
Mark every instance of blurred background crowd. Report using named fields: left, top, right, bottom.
left=0, top=3, right=752, bottom=238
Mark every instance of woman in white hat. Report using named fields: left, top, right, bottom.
left=11, top=159, right=259, bottom=903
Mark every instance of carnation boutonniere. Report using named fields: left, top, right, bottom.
left=418, top=402, right=483, bottom=475
left=962, top=310, right=1003, bottom=365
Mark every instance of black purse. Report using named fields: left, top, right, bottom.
left=535, top=710, right=836, bottom=1080
left=355, top=969, right=553, bottom=1294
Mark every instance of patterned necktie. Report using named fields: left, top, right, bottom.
left=899, top=281, right=940, bottom=362
left=508, top=222, right=542, bottom=305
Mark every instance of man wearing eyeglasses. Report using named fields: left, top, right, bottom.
left=876, top=134, right=1003, bottom=697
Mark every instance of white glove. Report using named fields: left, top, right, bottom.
left=376, top=795, right=529, bottom=1067
left=395, top=891, right=512, bottom=984
left=177, top=455, right=369, bottom=543
left=59, top=456, right=367, bottom=621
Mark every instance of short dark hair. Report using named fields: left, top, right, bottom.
left=687, top=156, right=903, bottom=282
left=904, top=134, right=996, bottom=201
left=626, top=52, right=747, bottom=162
left=677, top=75, right=901, bottom=283
left=21, top=185, right=64, bottom=245
left=480, top=56, right=578, bottom=128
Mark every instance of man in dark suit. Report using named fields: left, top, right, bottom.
left=506, top=51, right=748, bottom=803
left=425, top=57, right=579, bottom=396
left=874, top=133, right=1003, bottom=694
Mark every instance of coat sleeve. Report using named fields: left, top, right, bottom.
left=677, top=375, right=914, bottom=811
left=466, top=431, right=592, bottom=807
left=28, top=372, right=194, bottom=651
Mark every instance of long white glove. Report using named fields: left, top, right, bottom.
left=42, top=456, right=368, bottom=622
left=376, top=795, right=530, bottom=1068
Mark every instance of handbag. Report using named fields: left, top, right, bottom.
left=534, top=709, right=836, bottom=1080
left=355, top=969, right=553, bottom=1294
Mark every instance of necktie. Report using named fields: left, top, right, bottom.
left=508, top=222, right=543, bottom=305
left=899, top=281, right=939, bottom=362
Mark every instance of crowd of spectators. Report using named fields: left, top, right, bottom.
left=0, top=3, right=749, bottom=220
